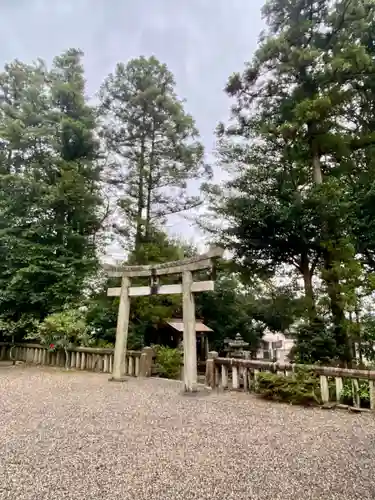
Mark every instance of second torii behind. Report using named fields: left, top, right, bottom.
left=104, top=247, right=224, bottom=392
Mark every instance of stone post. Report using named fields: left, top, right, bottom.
left=139, top=347, right=154, bottom=377
left=103, top=354, right=109, bottom=373
left=110, top=276, right=130, bottom=382
left=351, top=379, right=360, bottom=407
left=243, top=367, right=249, bottom=391
left=369, top=380, right=375, bottom=411
left=205, top=351, right=218, bottom=388
left=335, top=377, right=343, bottom=402
left=320, top=375, right=329, bottom=404
left=221, top=365, right=228, bottom=389
left=80, top=352, right=86, bottom=370
left=182, top=270, right=197, bottom=392
left=232, top=365, right=239, bottom=390
left=135, top=356, right=140, bottom=376
left=128, top=355, right=134, bottom=376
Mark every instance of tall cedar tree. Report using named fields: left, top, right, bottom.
left=208, top=0, right=375, bottom=363
left=345, top=9, right=375, bottom=268
left=0, top=49, right=103, bottom=338
left=99, top=56, right=208, bottom=257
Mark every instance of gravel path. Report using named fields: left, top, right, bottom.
left=0, top=365, right=375, bottom=500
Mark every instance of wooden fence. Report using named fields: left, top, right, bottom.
left=0, top=343, right=154, bottom=377
left=205, top=352, right=375, bottom=410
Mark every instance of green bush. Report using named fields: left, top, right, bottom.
left=90, top=339, right=114, bottom=349
left=257, top=368, right=321, bottom=405
left=154, top=345, right=181, bottom=379
left=28, top=309, right=89, bottom=352
left=340, top=380, right=370, bottom=407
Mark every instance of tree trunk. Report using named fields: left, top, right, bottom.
left=309, top=128, right=352, bottom=364
left=300, top=255, right=316, bottom=321
left=145, top=126, right=156, bottom=241
left=303, top=273, right=315, bottom=315
left=312, top=152, right=323, bottom=184
left=355, top=304, right=363, bottom=363
left=134, top=136, right=145, bottom=254
left=323, top=250, right=352, bottom=364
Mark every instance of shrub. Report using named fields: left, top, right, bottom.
left=257, top=368, right=321, bottom=405
left=29, top=309, right=89, bottom=356
left=154, top=345, right=181, bottom=379
left=90, top=339, right=114, bottom=349
left=340, top=380, right=370, bottom=408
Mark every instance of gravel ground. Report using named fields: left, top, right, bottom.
left=1, top=365, right=375, bottom=500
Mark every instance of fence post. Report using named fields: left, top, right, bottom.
left=335, top=377, right=343, bottom=402
left=135, top=356, right=140, bottom=377
left=139, top=347, right=154, bottom=377
left=351, top=379, right=360, bottom=408
left=221, top=365, right=228, bottom=389
left=369, top=380, right=375, bottom=411
left=243, top=367, right=249, bottom=391
left=320, top=375, right=329, bottom=404
left=80, top=352, right=86, bottom=370
left=205, top=351, right=218, bottom=388
left=232, top=365, right=239, bottom=390
left=128, top=355, right=134, bottom=376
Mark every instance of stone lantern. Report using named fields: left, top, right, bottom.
left=226, top=333, right=250, bottom=359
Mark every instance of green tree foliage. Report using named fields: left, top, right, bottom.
left=196, top=264, right=304, bottom=352
left=32, top=309, right=88, bottom=350
left=196, top=272, right=262, bottom=352
left=154, top=345, right=182, bottom=379
left=0, top=49, right=103, bottom=339
left=99, top=56, right=208, bottom=253
left=85, top=293, right=118, bottom=345
left=3, top=13, right=375, bottom=368
left=205, top=0, right=375, bottom=364
left=358, top=314, right=375, bottom=364
left=291, top=321, right=336, bottom=364
left=251, top=285, right=305, bottom=334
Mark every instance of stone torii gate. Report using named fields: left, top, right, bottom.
left=104, top=247, right=224, bottom=392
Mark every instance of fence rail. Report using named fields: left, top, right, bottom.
left=205, top=353, right=375, bottom=410
left=0, top=343, right=154, bottom=377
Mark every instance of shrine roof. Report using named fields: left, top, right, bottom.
left=166, top=319, right=213, bottom=333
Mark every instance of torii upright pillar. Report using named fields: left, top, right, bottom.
left=111, top=276, right=130, bottom=381
left=182, top=270, right=197, bottom=392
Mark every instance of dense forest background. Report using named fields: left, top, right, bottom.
left=1, top=0, right=375, bottom=366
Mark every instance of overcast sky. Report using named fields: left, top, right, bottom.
left=0, top=0, right=265, bottom=258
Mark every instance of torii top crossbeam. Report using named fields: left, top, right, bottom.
left=103, top=247, right=224, bottom=278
